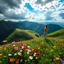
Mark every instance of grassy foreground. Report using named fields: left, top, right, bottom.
left=0, top=36, right=64, bottom=64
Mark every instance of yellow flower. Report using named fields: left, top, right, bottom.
left=53, top=46, right=56, bottom=49
left=46, top=48, right=48, bottom=50
left=4, top=47, right=6, bottom=50
left=55, top=57, right=60, bottom=61
left=0, top=54, right=2, bottom=57
left=50, top=49, right=54, bottom=52
left=38, top=47, right=40, bottom=50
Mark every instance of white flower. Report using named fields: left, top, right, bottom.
left=8, top=54, right=12, bottom=56
left=20, top=50, right=22, bottom=52
left=27, top=52, right=30, bottom=54
left=29, top=56, right=33, bottom=60
left=13, top=45, right=15, bottom=47
left=22, top=46, right=24, bottom=49
left=34, top=53, right=36, bottom=56
left=18, top=52, right=21, bottom=56
left=12, top=41, right=15, bottom=43
left=20, top=59, right=23, bottom=62
left=14, top=53, right=17, bottom=56
left=27, top=46, right=30, bottom=48
left=27, top=49, right=31, bottom=53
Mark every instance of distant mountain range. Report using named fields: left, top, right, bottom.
left=0, top=20, right=63, bottom=42
left=37, top=21, right=64, bottom=28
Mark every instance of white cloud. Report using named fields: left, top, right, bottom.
left=1, top=0, right=63, bottom=21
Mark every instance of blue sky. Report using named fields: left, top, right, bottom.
left=0, top=0, right=64, bottom=22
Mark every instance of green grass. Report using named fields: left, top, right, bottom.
left=6, top=29, right=40, bottom=42
left=0, top=29, right=64, bottom=64
left=0, top=36, right=64, bottom=64
left=47, top=29, right=64, bottom=38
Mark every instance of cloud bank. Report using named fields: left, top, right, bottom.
left=0, top=0, right=64, bottom=22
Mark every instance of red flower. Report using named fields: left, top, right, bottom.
left=16, top=59, right=19, bottom=64
left=20, top=42, right=23, bottom=45
left=31, top=49, right=35, bottom=54
left=59, top=46, right=63, bottom=49
left=35, top=49, right=39, bottom=52
left=40, top=46, right=43, bottom=49
left=10, top=58, right=15, bottom=62
left=37, top=52, right=41, bottom=54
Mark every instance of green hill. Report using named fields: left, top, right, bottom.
left=6, top=29, right=40, bottom=42
left=47, top=29, right=64, bottom=38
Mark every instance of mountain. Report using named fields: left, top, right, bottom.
left=0, top=20, right=63, bottom=42
left=6, top=29, right=40, bottom=42
left=47, top=29, right=64, bottom=38
left=38, top=21, right=64, bottom=28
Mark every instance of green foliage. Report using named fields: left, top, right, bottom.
left=47, top=29, right=64, bottom=38
left=6, top=29, right=40, bottom=42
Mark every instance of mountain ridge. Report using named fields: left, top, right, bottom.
left=0, top=20, right=63, bottom=42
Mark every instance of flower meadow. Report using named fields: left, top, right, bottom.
left=0, top=38, right=64, bottom=64
left=0, top=42, right=40, bottom=64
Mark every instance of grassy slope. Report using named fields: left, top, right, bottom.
left=0, top=36, right=64, bottom=64
left=6, top=29, right=40, bottom=42
left=47, top=29, right=64, bottom=38
left=0, top=29, right=64, bottom=64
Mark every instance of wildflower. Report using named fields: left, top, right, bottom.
left=20, top=59, right=23, bottom=62
left=20, top=42, right=23, bottom=45
left=27, top=52, right=30, bottom=54
left=2, top=40, right=7, bottom=43
left=31, top=49, right=35, bottom=54
left=37, top=52, right=41, bottom=54
left=46, top=48, right=48, bottom=50
left=21, top=46, right=24, bottom=49
left=50, top=49, right=54, bottom=52
left=12, top=41, right=15, bottom=44
left=4, top=47, right=6, bottom=50
left=53, top=59, right=56, bottom=62
left=53, top=46, right=56, bottom=49
left=60, top=59, right=64, bottom=64
left=14, top=47, right=18, bottom=50
left=59, top=46, right=63, bottom=49
left=36, top=56, right=39, bottom=59
left=27, top=46, right=30, bottom=48
left=13, top=45, right=15, bottom=47
left=18, top=52, right=22, bottom=56
left=0, top=54, right=2, bottom=56
left=16, top=59, right=19, bottom=64
left=40, top=46, right=43, bottom=49
left=29, top=56, right=33, bottom=60
left=27, top=49, right=31, bottom=53
left=8, top=54, right=12, bottom=56
left=33, top=53, right=36, bottom=56
left=55, top=57, right=60, bottom=61
left=35, top=49, right=38, bottom=52
left=23, top=44, right=26, bottom=49
left=3, top=56, right=7, bottom=59
left=14, top=53, right=17, bottom=56
left=38, top=47, right=40, bottom=50
left=10, top=58, right=15, bottom=62
left=20, top=50, right=22, bottom=52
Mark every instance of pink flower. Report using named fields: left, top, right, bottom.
left=14, top=47, right=18, bottom=50
left=21, top=44, right=26, bottom=49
